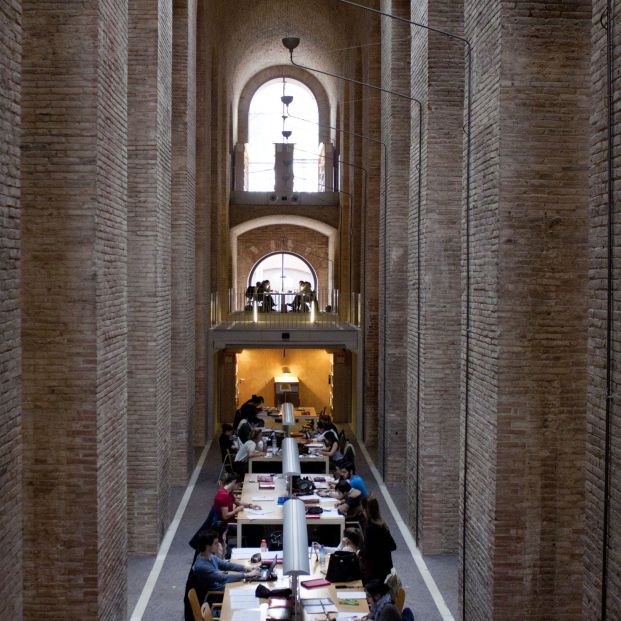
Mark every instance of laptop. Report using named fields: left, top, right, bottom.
left=248, top=556, right=278, bottom=582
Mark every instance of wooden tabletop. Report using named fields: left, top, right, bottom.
left=235, top=474, right=345, bottom=542
left=220, top=550, right=368, bottom=621
left=249, top=449, right=329, bottom=474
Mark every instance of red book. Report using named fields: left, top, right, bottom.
left=301, top=578, right=331, bottom=589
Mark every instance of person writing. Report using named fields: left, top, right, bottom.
left=336, top=461, right=368, bottom=497
left=334, top=480, right=363, bottom=522
left=213, top=473, right=260, bottom=523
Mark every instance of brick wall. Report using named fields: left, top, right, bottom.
left=379, top=0, right=410, bottom=482
left=407, top=0, right=463, bottom=556
left=21, top=0, right=128, bottom=617
left=127, top=0, right=173, bottom=553
left=584, top=0, right=621, bottom=617
left=463, top=1, right=590, bottom=618
left=0, top=2, right=22, bottom=619
left=235, top=225, right=330, bottom=299
left=171, top=0, right=197, bottom=485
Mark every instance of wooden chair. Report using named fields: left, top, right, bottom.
left=188, top=588, right=204, bottom=621
left=394, top=586, right=406, bottom=612
left=201, top=601, right=223, bottom=621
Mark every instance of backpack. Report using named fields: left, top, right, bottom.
left=384, top=568, right=403, bottom=602
left=401, top=608, right=415, bottom=621
left=188, top=505, right=217, bottom=550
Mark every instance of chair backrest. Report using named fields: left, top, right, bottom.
left=188, top=588, right=204, bottom=621
left=395, top=586, right=406, bottom=612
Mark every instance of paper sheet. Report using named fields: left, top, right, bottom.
left=335, top=613, right=367, bottom=621
left=336, top=592, right=367, bottom=600
left=244, top=508, right=272, bottom=515
left=229, top=592, right=260, bottom=608
left=231, top=608, right=262, bottom=621
left=304, top=605, right=338, bottom=614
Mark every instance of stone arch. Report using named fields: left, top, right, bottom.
left=237, top=65, right=331, bottom=145
left=231, top=215, right=337, bottom=292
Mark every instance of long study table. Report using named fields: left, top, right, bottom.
left=236, top=474, right=344, bottom=545
left=220, top=548, right=368, bottom=621
left=249, top=446, right=329, bottom=474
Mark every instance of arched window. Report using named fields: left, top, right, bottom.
left=247, top=78, right=320, bottom=191
left=248, top=252, right=317, bottom=293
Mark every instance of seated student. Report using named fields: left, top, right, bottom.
left=219, top=423, right=236, bottom=462
left=236, top=416, right=255, bottom=444
left=328, top=527, right=363, bottom=554
left=334, top=480, right=363, bottom=521
left=364, top=579, right=402, bottom=621
left=234, top=428, right=265, bottom=474
left=360, top=498, right=397, bottom=582
left=240, top=395, right=265, bottom=427
left=192, top=530, right=260, bottom=595
left=336, top=461, right=368, bottom=498
left=320, top=425, right=344, bottom=468
left=213, top=473, right=260, bottom=523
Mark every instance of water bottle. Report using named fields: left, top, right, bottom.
left=319, top=545, right=326, bottom=570
left=260, top=538, right=268, bottom=553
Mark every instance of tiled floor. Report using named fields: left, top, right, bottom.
left=127, top=439, right=458, bottom=620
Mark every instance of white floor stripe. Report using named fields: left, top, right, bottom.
left=357, top=441, right=455, bottom=621
left=130, top=441, right=211, bottom=621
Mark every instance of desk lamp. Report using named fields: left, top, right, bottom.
left=283, top=497, right=310, bottom=618
left=282, top=436, right=301, bottom=496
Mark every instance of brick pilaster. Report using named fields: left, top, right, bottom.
left=171, top=0, right=197, bottom=484
left=379, top=0, right=410, bottom=482
left=584, top=0, right=621, bottom=617
left=127, top=0, right=173, bottom=553
left=0, top=2, right=22, bottom=618
left=21, top=0, right=128, bottom=617
left=407, top=0, right=463, bottom=555
left=462, top=1, right=590, bottom=618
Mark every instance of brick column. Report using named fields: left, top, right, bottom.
left=21, top=0, right=128, bottom=617
left=361, top=28, right=381, bottom=452
left=407, top=0, right=463, bottom=555
left=127, top=0, right=173, bottom=553
left=462, top=1, right=590, bottom=618
left=379, top=0, right=410, bottom=481
left=0, top=2, right=22, bottom=618
left=194, top=1, right=213, bottom=444
left=584, top=0, right=621, bottom=617
left=171, top=0, right=196, bottom=484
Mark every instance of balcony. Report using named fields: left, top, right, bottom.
left=210, top=289, right=361, bottom=351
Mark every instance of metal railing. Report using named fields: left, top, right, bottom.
left=210, top=289, right=361, bottom=328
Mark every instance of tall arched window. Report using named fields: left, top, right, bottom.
left=247, top=78, right=319, bottom=191
left=248, top=252, right=317, bottom=293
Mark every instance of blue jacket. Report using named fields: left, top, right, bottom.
left=349, top=474, right=368, bottom=497
left=192, top=554, right=246, bottom=593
